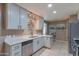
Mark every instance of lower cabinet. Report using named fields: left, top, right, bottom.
left=44, top=36, right=51, bottom=48
left=33, top=36, right=52, bottom=53
left=40, top=37, right=44, bottom=48
left=38, top=37, right=42, bottom=49
left=4, top=36, right=51, bottom=56
left=33, top=38, right=39, bottom=53
left=5, top=43, right=22, bottom=56
left=33, top=37, right=44, bottom=53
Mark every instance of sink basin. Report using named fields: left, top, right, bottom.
left=29, top=36, right=38, bottom=38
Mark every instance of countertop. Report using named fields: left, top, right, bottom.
left=73, top=38, right=79, bottom=47
left=5, top=35, right=52, bottom=46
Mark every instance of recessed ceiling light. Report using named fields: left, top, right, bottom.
left=48, top=4, right=52, bottom=8
left=53, top=10, right=56, bottom=14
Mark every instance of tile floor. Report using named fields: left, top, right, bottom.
left=33, top=40, right=72, bottom=56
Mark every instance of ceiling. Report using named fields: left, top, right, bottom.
left=17, top=3, right=79, bottom=20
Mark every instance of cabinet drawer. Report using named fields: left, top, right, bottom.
left=11, top=43, right=22, bottom=51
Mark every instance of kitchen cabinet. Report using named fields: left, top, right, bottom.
left=5, top=4, right=29, bottom=30
left=38, top=37, right=42, bottom=49
left=48, top=24, right=56, bottom=35
left=44, top=36, right=51, bottom=48
left=6, top=4, right=19, bottom=29
left=33, top=38, right=39, bottom=53
left=19, top=7, right=29, bottom=30
left=39, top=18, right=44, bottom=30
left=56, top=24, right=65, bottom=29
left=33, top=37, right=44, bottom=53
left=5, top=43, right=22, bottom=56
left=39, top=37, right=44, bottom=48
left=42, top=37, right=44, bottom=46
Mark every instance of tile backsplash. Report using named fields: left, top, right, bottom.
left=1, top=29, right=42, bottom=36
left=2, top=29, right=24, bottom=36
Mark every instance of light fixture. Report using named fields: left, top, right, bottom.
left=48, top=4, right=52, bottom=8
left=53, top=10, right=57, bottom=14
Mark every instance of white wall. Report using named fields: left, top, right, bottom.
left=43, top=23, right=47, bottom=35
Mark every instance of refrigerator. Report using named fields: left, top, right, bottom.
left=68, top=20, right=79, bottom=54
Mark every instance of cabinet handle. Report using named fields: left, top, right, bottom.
left=37, top=41, right=39, bottom=44
left=20, top=26, right=21, bottom=29
left=18, top=26, right=20, bottom=29
left=18, top=25, right=21, bottom=30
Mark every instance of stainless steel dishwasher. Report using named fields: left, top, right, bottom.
left=22, top=40, right=33, bottom=56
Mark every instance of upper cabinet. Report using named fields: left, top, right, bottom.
left=5, top=4, right=29, bottom=30
left=39, top=17, right=44, bottom=30
left=5, top=3, right=44, bottom=33
left=6, top=4, right=19, bottom=29
left=19, top=7, right=29, bottom=30
left=56, top=24, right=65, bottom=29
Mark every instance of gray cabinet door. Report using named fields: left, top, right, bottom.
left=11, top=43, right=22, bottom=56
left=38, top=37, right=44, bottom=49
left=6, top=4, right=19, bottom=29
left=37, top=38, right=41, bottom=49
left=33, top=38, right=43, bottom=53
left=44, top=37, right=51, bottom=48
left=19, top=7, right=28, bottom=30
left=36, top=37, right=44, bottom=51
left=39, top=18, right=44, bottom=31
left=41, top=37, right=44, bottom=47
left=33, top=39, right=38, bottom=53
left=6, top=4, right=11, bottom=29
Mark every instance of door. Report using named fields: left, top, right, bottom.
left=6, top=4, right=19, bottom=29
left=19, top=7, right=28, bottom=30
left=44, top=37, right=51, bottom=48
left=33, top=39, right=38, bottom=53
left=39, top=18, right=44, bottom=31
left=40, top=37, right=44, bottom=48
left=38, top=37, right=42, bottom=49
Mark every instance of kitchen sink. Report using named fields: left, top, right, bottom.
left=29, top=36, right=38, bottom=38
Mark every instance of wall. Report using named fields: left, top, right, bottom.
left=56, top=29, right=67, bottom=41
left=47, top=20, right=69, bottom=41
left=2, top=30, right=24, bottom=36
left=56, top=21, right=68, bottom=41
left=0, top=4, right=2, bottom=36
left=0, top=4, right=5, bottom=55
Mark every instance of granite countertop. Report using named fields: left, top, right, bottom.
left=4, top=35, right=52, bottom=46
left=73, top=38, right=79, bottom=47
